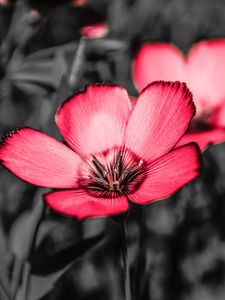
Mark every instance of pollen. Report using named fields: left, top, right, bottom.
left=79, top=149, right=146, bottom=197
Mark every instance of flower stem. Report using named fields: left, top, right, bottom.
left=68, top=37, right=87, bottom=88
left=121, top=219, right=132, bottom=300
left=134, top=206, right=145, bottom=299
left=12, top=189, right=45, bottom=300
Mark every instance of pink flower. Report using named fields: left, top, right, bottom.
left=0, top=82, right=200, bottom=220
left=81, top=23, right=108, bottom=39
left=70, top=0, right=108, bottom=39
left=0, top=0, right=14, bottom=4
left=71, top=0, right=109, bottom=39
left=71, top=0, right=88, bottom=6
left=133, top=40, right=225, bottom=151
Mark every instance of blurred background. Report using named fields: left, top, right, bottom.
left=1, top=0, right=225, bottom=299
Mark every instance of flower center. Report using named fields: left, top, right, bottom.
left=79, top=149, right=146, bottom=197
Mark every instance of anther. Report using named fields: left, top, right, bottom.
left=80, top=150, right=145, bottom=195
left=89, top=175, right=109, bottom=187
left=110, top=180, right=122, bottom=192
left=121, top=163, right=137, bottom=180
left=113, top=151, right=122, bottom=174
left=138, top=159, right=143, bottom=167
left=92, top=155, right=108, bottom=177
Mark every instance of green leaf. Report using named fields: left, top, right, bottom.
left=0, top=282, right=11, bottom=300
left=27, top=234, right=104, bottom=300
left=0, top=223, right=11, bottom=300
left=11, top=58, right=62, bottom=95
left=27, top=263, right=72, bottom=300
left=31, top=222, right=104, bottom=275
left=8, top=42, right=77, bottom=96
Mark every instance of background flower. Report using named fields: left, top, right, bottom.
left=133, top=40, right=225, bottom=151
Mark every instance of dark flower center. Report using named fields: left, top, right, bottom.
left=79, top=149, right=146, bottom=197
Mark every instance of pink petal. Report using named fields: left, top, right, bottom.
left=130, top=96, right=137, bottom=109
left=56, top=84, right=132, bottom=158
left=129, top=143, right=200, bottom=204
left=71, top=0, right=87, bottom=6
left=133, top=40, right=225, bottom=117
left=44, top=190, right=129, bottom=220
left=124, top=81, right=195, bottom=162
left=176, top=129, right=225, bottom=151
left=208, top=101, right=225, bottom=128
left=0, top=0, right=9, bottom=4
left=188, top=40, right=225, bottom=109
left=81, top=23, right=108, bottom=39
left=133, top=43, right=186, bottom=91
left=0, top=128, right=81, bottom=188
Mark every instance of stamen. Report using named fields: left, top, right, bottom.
left=113, top=151, right=122, bottom=174
left=110, top=180, right=122, bottom=192
left=92, top=155, right=108, bottom=177
left=125, top=169, right=143, bottom=185
left=89, top=175, right=109, bottom=187
left=121, top=163, right=137, bottom=180
left=138, top=159, right=143, bottom=167
left=80, top=149, right=145, bottom=196
left=88, top=186, right=106, bottom=192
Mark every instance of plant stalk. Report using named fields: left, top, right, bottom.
left=121, top=220, right=132, bottom=300
left=12, top=189, right=45, bottom=300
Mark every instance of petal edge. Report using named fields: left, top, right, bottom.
left=44, top=189, right=129, bottom=220
left=56, top=84, right=132, bottom=157
left=129, top=143, right=200, bottom=204
left=0, top=128, right=81, bottom=188
left=124, top=81, right=195, bottom=162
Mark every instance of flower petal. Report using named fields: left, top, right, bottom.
left=81, top=23, right=108, bottom=38
left=133, top=43, right=186, bottom=91
left=56, top=84, right=132, bottom=157
left=188, top=39, right=225, bottom=108
left=129, top=143, right=200, bottom=204
left=124, top=81, right=195, bottom=162
left=176, top=129, right=225, bottom=151
left=208, top=101, right=225, bottom=128
left=44, top=190, right=129, bottom=220
left=0, top=128, right=81, bottom=188
left=133, top=40, right=225, bottom=116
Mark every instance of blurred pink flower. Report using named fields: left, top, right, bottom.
left=71, top=0, right=88, bottom=6
left=81, top=23, right=108, bottom=38
left=0, top=83, right=200, bottom=220
left=133, top=40, right=225, bottom=151
left=0, top=0, right=12, bottom=4
left=70, top=0, right=108, bottom=38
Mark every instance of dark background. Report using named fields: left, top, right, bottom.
left=1, top=1, right=225, bottom=299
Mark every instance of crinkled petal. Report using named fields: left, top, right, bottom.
left=44, top=190, right=129, bottom=220
left=133, top=43, right=186, bottom=91
left=176, top=129, right=225, bottom=151
left=129, top=143, right=200, bottom=204
left=0, top=128, right=81, bottom=188
left=124, top=81, right=195, bottom=162
left=56, top=84, right=132, bottom=157
left=188, top=39, right=225, bottom=108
